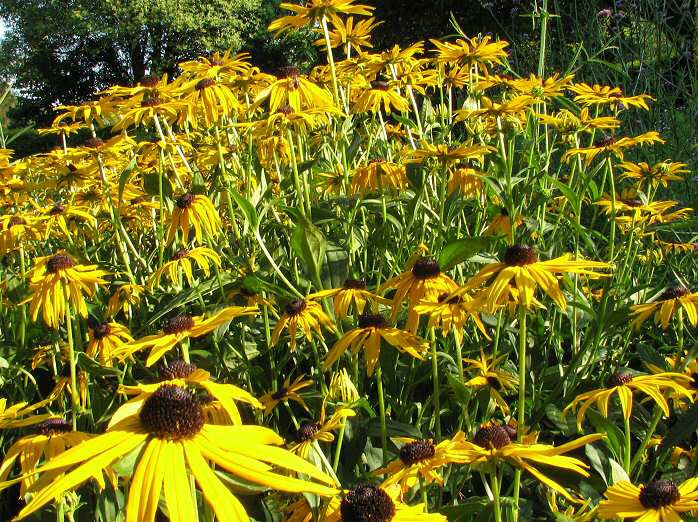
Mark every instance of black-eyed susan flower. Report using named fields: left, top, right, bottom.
left=459, top=423, right=603, bottom=501
left=271, top=298, right=335, bottom=351
left=109, top=360, right=260, bottom=427
left=166, top=192, right=221, bottom=246
left=413, top=291, right=490, bottom=342
left=253, top=66, right=335, bottom=113
left=463, top=350, right=517, bottom=414
left=447, top=166, right=485, bottom=197
left=0, top=419, right=93, bottom=496
left=630, top=285, right=698, bottom=330
left=374, top=433, right=469, bottom=492
left=117, top=306, right=257, bottom=366
left=0, top=398, right=55, bottom=430
left=290, top=404, right=355, bottom=459
left=562, top=132, right=664, bottom=164
left=380, top=257, right=458, bottom=332
left=406, top=141, right=493, bottom=167
left=318, top=15, right=382, bottom=52
left=353, top=79, right=410, bottom=114
left=106, top=283, right=144, bottom=319
left=28, top=253, right=109, bottom=328
left=324, top=312, right=429, bottom=376
left=260, top=375, right=313, bottom=414
left=568, top=83, right=653, bottom=111
left=177, top=77, right=240, bottom=127
left=86, top=319, right=133, bottom=366
left=462, top=244, right=612, bottom=312
left=598, top=478, right=698, bottom=521
left=0, top=214, right=44, bottom=254
left=328, top=368, right=360, bottom=403
left=618, top=160, right=689, bottom=189
left=309, top=278, right=389, bottom=319
left=562, top=370, right=692, bottom=429
left=148, top=246, right=221, bottom=290
left=483, top=208, right=523, bottom=237
left=14, top=384, right=337, bottom=522
left=431, top=35, right=508, bottom=69
left=38, top=203, right=96, bottom=240
left=351, top=160, right=408, bottom=194
left=268, top=0, right=374, bottom=35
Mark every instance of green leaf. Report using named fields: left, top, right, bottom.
left=366, top=418, right=422, bottom=439
left=659, top=403, right=698, bottom=457
left=117, top=154, right=138, bottom=202
left=76, top=353, right=121, bottom=377
left=291, top=217, right=327, bottom=289
left=228, top=186, right=258, bottom=229
left=439, top=498, right=490, bottom=521
left=439, top=237, right=494, bottom=271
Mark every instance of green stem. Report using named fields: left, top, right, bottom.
left=376, top=364, right=389, bottom=465
left=491, top=470, right=502, bottom=522
left=630, top=407, right=662, bottom=476
left=430, top=328, right=441, bottom=440
left=512, top=306, right=528, bottom=521
left=332, top=417, right=347, bottom=472
left=64, top=289, right=79, bottom=431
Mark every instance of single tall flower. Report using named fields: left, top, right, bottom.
left=309, top=278, right=389, bottom=319
left=14, top=384, right=337, bottom=522
left=462, top=244, right=612, bottom=312
left=259, top=375, right=314, bottom=414
left=324, top=313, right=429, bottom=376
left=269, top=0, right=374, bottom=35
left=290, top=404, right=355, bottom=459
left=630, top=285, right=698, bottom=330
left=166, top=192, right=221, bottom=245
left=271, top=298, right=335, bottom=351
left=148, top=246, right=222, bottom=289
left=463, top=350, right=517, bottom=414
left=86, top=319, right=134, bottom=366
left=28, top=253, right=109, bottom=328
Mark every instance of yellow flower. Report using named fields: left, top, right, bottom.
left=462, top=244, right=612, bottom=312
left=380, top=257, right=458, bottom=332
left=109, top=360, right=261, bottom=427
left=0, top=419, right=93, bottom=496
left=116, top=306, right=258, bottom=366
left=599, top=478, right=698, bottom=521
left=317, top=15, right=382, bottom=51
left=260, top=375, right=314, bottom=414
left=166, top=192, right=222, bottom=246
left=630, top=285, right=698, bottom=330
left=0, top=398, right=56, bottom=430
left=455, top=95, right=534, bottom=121
left=353, top=79, right=410, bottom=114
left=562, top=132, right=665, bottom=164
left=374, top=433, right=470, bottom=492
left=252, top=66, right=335, bottom=113
left=324, top=313, right=429, bottom=376
left=13, top=384, right=337, bottom=522
left=328, top=368, right=360, bottom=403
left=508, top=73, right=574, bottom=100
left=290, top=404, right=355, bottom=459
left=28, top=253, right=109, bottom=328
left=537, top=107, right=620, bottom=134
left=271, top=298, right=336, bottom=351
left=406, top=141, right=493, bottom=167
left=86, top=320, right=134, bottom=366
left=563, top=371, right=692, bottom=428
left=351, top=160, right=408, bottom=194
left=176, top=77, right=240, bottom=127
left=447, top=166, right=485, bottom=196
left=0, top=214, right=44, bottom=254
left=430, top=35, right=509, bottom=69
left=269, top=0, right=374, bottom=35
left=148, top=246, right=222, bottom=290
left=309, top=278, right=389, bottom=319
left=568, top=83, right=653, bottom=110
left=483, top=208, right=523, bottom=237
left=462, top=350, right=517, bottom=413
left=413, top=291, right=490, bottom=343
left=618, top=160, right=689, bottom=189
left=459, top=423, right=603, bottom=501
left=106, top=283, right=144, bottom=319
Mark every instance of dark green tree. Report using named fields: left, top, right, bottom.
left=0, top=0, right=286, bottom=125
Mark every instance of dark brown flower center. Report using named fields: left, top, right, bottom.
left=399, top=439, right=436, bottom=465
left=412, top=258, right=441, bottom=279
left=438, top=292, right=464, bottom=305
left=486, top=376, right=502, bottom=390
left=176, top=193, right=195, bottom=209
left=285, top=299, right=307, bottom=316
left=92, top=323, right=112, bottom=340
left=639, top=480, right=681, bottom=508
left=608, top=371, right=633, bottom=387
left=270, top=387, right=288, bottom=401
left=196, top=78, right=216, bottom=90
left=84, top=137, right=104, bottom=149
left=370, top=80, right=390, bottom=91
left=35, top=418, right=72, bottom=436
left=278, top=66, right=300, bottom=79
left=340, top=484, right=396, bottom=522
left=49, top=205, right=66, bottom=216
left=296, top=421, right=321, bottom=442
left=503, top=244, right=538, bottom=266
left=344, top=278, right=367, bottom=290
left=473, top=424, right=512, bottom=449
left=690, top=372, right=698, bottom=389
left=161, top=360, right=198, bottom=381
left=622, top=198, right=643, bottom=207
left=131, top=196, right=147, bottom=205
left=141, top=97, right=163, bottom=107
left=659, top=285, right=691, bottom=301
left=171, top=248, right=191, bottom=261
left=162, top=315, right=195, bottom=335
left=140, top=74, right=161, bottom=88
left=358, top=313, right=389, bottom=329
left=9, top=216, right=26, bottom=226
left=139, top=385, right=204, bottom=440
left=47, top=254, right=76, bottom=273
left=595, top=135, right=616, bottom=148
left=277, top=104, right=295, bottom=116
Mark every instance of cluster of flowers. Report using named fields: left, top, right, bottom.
left=0, top=0, right=697, bottom=520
